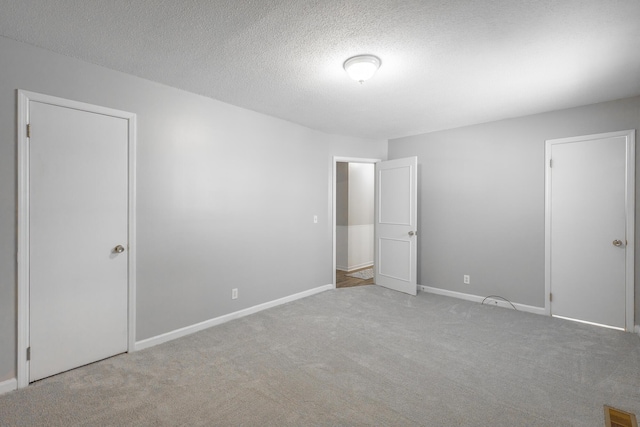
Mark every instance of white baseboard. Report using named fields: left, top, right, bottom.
left=635, top=325, right=640, bottom=336
left=345, top=262, right=373, bottom=272
left=0, top=378, right=17, bottom=395
left=135, top=284, right=333, bottom=351
left=419, top=285, right=546, bottom=316
left=337, top=263, right=373, bottom=272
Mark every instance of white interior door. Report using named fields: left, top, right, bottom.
left=547, top=131, right=635, bottom=330
left=375, top=157, right=418, bottom=295
left=29, top=101, right=129, bottom=382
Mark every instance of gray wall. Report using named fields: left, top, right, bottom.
left=336, top=163, right=349, bottom=227
left=336, top=163, right=375, bottom=271
left=347, top=163, right=374, bottom=226
left=389, top=97, right=640, bottom=324
left=0, top=36, right=387, bottom=382
left=336, top=162, right=349, bottom=269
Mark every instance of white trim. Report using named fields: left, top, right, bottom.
left=17, top=90, right=137, bottom=388
left=625, top=132, right=635, bottom=332
left=17, top=91, right=29, bottom=389
left=544, top=137, right=552, bottom=317
left=545, top=130, right=635, bottom=332
left=331, top=157, right=381, bottom=289
left=419, top=285, right=546, bottom=316
left=0, top=378, right=17, bottom=395
left=135, top=284, right=332, bottom=351
left=127, top=108, right=138, bottom=353
left=635, top=325, right=640, bottom=336
left=336, top=261, right=373, bottom=273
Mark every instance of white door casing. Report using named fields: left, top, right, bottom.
left=17, top=91, right=137, bottom=387
left=374, top=157, right=418, bottom=295
left=545, top=130, right=635, bottom=331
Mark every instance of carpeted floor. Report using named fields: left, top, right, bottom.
left=1, top=286, right=639, bottom=426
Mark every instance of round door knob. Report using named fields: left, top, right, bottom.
left=408, top=231, right=417, bottom=236
left=612, top=240, right=623, bottom=247
left=114, top=245, right=125, bottom=253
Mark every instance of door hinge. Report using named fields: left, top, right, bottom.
left=26, top=346, right=31, bottom=361
left=26, top=124, right=31, bottom=138
left=549, top=159, right=552, bottom=168
left=549, top=293, right=553, bottom=302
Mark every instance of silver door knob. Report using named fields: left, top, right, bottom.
left=408, top=231, right=417, bottom=236
left=114, top=245, right=125, bottom=253
left=612, top=240, right=623, bottom=247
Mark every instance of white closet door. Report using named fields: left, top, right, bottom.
left=549, top=133, right=631, bottom=329
left=29, top=100, right=129, bottom=382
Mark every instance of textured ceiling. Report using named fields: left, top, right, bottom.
left=1, top=0, right=639, bottom=140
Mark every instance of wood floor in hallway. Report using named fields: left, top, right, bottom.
left=336, top=266, right=374, bottom=288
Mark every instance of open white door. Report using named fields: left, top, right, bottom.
left=374, top=157, right=418, bottom=295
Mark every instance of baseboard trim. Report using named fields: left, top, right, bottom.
left=635, top=325, right=640, bottom=336
left=346, top=262, right=373, bottom=272
left=419, top=285, right=546, bottom=316
left=135, top=284, right=333, bottom=351
left=0, top=378, right=17, bottom=395
left=337, top=263, right=373, bottom=272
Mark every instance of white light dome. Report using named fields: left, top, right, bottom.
left=343, top=55, right=381, bottom=83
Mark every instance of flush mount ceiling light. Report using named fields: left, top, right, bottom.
left=343, top=55, right=381, bottom=84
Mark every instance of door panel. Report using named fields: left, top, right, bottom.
left=379, top=167, right=411, bottom=225
left=379, top=238, right=411, bottom=281
left=549, top=135, right=628, bottom=329
left=29, top=101, right=129, bottom=381
left=375, top=157, right=417, bottom=295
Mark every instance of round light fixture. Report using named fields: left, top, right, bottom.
left=343, top=55, right=381, bottom=83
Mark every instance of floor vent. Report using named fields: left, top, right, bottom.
left=605, top=406, right=638, bottom=427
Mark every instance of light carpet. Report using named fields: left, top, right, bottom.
left=1, top=286, right=639, bottom=426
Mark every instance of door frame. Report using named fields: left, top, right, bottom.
left=16, top=90, right=137, bottom=388
left=544, top=129, right=635, bottom=331
left=332, top=157, right=380, bottom=288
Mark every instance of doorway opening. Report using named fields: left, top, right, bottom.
left=332, top=157, right=379, bottom=288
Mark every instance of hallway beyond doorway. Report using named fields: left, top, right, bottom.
left=336, top=266, right=374, bottom=288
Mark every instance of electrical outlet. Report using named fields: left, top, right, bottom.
left=463, top=275, right=470, bottom=285
left=232, top=288, right=238, bottom=300
left=313, top=215, right=318, bottom=223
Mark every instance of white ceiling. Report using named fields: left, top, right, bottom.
left=1, top=0, right=639, bottom=140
